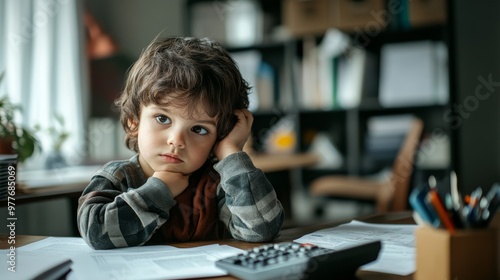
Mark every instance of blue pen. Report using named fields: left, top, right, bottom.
left=464, top=187, right=483, bottom=228
left=475, top=197, right=489, bottom=228
left=467, top=201, right=483, bottom=228
left=469, top=187, right=483, bottom=208
left=409, top=185, right=436, bottom=225
left=462, top=205, right=471, bottom=228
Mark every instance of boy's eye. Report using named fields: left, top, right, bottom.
left=155, top=115, right=171, bottom=124
left=191, top=126, right=208, bottom=135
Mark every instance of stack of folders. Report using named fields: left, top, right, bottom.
left=409, top=171, right=500, bottom=233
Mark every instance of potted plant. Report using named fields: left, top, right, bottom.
left=35, top=113, right=70, bottom=169
left=0, top=72, right=41, bottom=163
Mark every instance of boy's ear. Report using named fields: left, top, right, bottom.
left=127, top=119, right=138, bottom=135
left=127, top=119, right=137, bottom=130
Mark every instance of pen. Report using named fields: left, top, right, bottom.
left=481, top=184, right=500, bottom=226
left=426, top=176, right=456, bottom=233
left=409, top=185, right=439, bottom=226
left=463, top=187, right=484, bottom=227
left=450, top=171, right=462, bottom=209
left=466, top=201, right=481, bottom=228
left=469, top=187, right=483, bottom=208
left=423, top=197, right=442, bottom=228
left=476, top=197, right=488, bottom=227
left=416, top=176, right=442, bottom=227
left=33, top=259, right=72, bottom=280
left=449, top=171, right=465, bottom=228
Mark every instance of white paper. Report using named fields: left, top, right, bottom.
left=0, top=251, right=71, bottom=280
left=69, top=245, right=242, bottom=280
left=1, top=237, right=244, bottom=280
left=294, top=220, right=418, bottom=276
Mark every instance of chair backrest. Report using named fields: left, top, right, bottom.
left=376, top=117, right=424, bottom=212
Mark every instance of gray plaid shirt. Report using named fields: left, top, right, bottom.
left=77, top=152, right=284, bottom=249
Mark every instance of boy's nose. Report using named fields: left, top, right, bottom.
left=167, top=130, right=185, bottom=149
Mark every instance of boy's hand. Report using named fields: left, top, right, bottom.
left=214, top=109, right=253, bottom=160
left=153, top=171, right=189, bottom=197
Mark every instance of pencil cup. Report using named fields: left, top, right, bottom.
left=415, top=226, right=498, bottom=280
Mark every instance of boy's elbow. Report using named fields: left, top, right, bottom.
left=232, top=215, right=284, bottom=243
left=81, top=233, right=117, bottom=250
left=255, top=230, right=281, bottom=243
left=268, top=212, right=285, bottom=241
left=234, top=230, right=278, bottom=243
left=263, top=206, right=285, bottom=241
left=79, top=224, right=120, bottom=250
left=87, top=238, right=117, bottom=250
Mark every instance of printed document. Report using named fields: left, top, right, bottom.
left=0, top=237, right=243, bottom=280
left=294, top=220, right=418, bottom=275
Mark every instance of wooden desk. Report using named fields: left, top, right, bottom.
left=0, top=212, right=416, bottom=280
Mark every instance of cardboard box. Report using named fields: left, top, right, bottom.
left=283, top=0, right=386, bottom=36
left=283, top=0, right=331, bottom=36
left=330, top=0, right=386, bottom=31
left=410, top=0, right=447, bottom=27
left=415, top=226, right=498, bottom=280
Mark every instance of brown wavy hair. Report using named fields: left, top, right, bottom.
left=115, top=37, right=250, bottom=152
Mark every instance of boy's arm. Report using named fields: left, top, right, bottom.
left=214, top=152, right=285, bottom=242
left=77, top=173, right=175, bottom=249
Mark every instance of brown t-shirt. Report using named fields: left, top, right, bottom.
left=157, top=164, right=227, bottom=242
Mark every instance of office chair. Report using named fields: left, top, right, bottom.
left=309, top=117, right=424, bottom=213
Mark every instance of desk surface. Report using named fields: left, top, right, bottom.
left=0, top=212, right=417, bottom=280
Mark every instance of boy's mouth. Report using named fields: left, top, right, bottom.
left=160, top=153, right=183, bottom=163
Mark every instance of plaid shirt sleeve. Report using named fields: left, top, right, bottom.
left=77, top=158, right=176, bottom=249
left=214, top=152, right=285, bottom=242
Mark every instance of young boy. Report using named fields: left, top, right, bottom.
left=77, top=37, right=284, bottom=249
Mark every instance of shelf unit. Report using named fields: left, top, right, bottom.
left=185, top=0, right=454, bottom=211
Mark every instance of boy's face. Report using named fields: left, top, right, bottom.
left=136, top=101, right=218, bottom=177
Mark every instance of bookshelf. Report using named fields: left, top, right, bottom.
left=186, top=0, right=455, bottom=209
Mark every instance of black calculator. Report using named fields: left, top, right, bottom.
left=215, top=240, right=381, bottom=280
